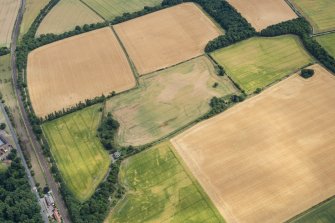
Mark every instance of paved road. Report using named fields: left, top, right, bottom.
left=10, top=0, right=71, bottom=222
left=0, top=103, right=49, bottom=223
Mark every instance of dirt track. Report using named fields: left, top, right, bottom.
left=171, top=64, right=335, bottom=223
left=114, top=3, right=222, bottom=75
left=27, top=27, right=135, bottom=117
left=228, top=0, right=297, bottom=31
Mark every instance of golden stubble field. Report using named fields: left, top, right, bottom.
left=228, top=0, right=297, bottom=31
left=0, top=0, right=20, bottom=46
left=28, top=27, right=136, bottom=117
left=171, top=64, right=335, bottom=223
left=114, top=3, right=222, bottom=75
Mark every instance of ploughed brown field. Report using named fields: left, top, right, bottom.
left=227, top=0, right=297, bottom=31
left=114, top=3, right=222, bottom=75
left=171, top=64, right=335, bottom=223
left=27, top=27, right=136, bottom=117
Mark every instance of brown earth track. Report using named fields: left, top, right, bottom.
left=114, top=3, right=222, bottom=75
left=228, top=0, right=297, bottom=31
left=171, top=64, right=335, bottom=223
left=27, top=27, right=136, bottom=117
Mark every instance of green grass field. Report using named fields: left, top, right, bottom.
left=211, top=35, right=313, bottom=94
left=290, top=198, right=335, bottom=223
left=107, top=142, right=224, bottom=223
left=36, top=0, right=103, bottom=36
left=315, top=33, right=335, bottom=58
left=291, top=0, right=335, bottom=33
left=0, top=163, right=7, bottom=173
left=20, top=0, right=49, bottom=37
left=81, top=0, right=162, bottom=20
left=42, top=104, right=110, bottom=201
left=105, top=56, right=237, bottom=146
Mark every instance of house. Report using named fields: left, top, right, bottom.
left=53, top=208, right=62, bottom=223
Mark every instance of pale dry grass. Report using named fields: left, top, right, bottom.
left=228, top=0, right=297, bottom=31
left=172, top=64, right=335, bottom=223
left=36, top=0, right=103, bottom=36
left=114, top=3, right=222, bottom=75
left=0, top=0, right=20, bottom=46
left=28, top=27, right=135, bottom=117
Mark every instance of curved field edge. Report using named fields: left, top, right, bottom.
left=42, top=104, right=110, bottom=201
left=36, top=0, right=103, bottom=36
left=106, top=142, right=224, bottom=223
left=20, top=0, right=50, bottom=37
left=210, top=35, right=314, bottom=94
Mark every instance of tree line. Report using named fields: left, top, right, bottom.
left=0, top=150, right=43, bottom=223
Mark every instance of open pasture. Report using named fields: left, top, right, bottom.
left=114, top=3, right=222, bottom=75
left=290, top=0, right=335, bottom=33
left=36, top=0, right=103, bottom=36
left=171, top=64, right=335, bottom=223
left=315, top=33, right=335, bottom=58
left=211, top=35, right=313, bottom=94
left=28, top=27, right=135, bottom=118
left=20, top=0, right=49, bottom=37
left=81, top=0, right=162, bottom=20
left=42, top=104, right=110, bottom=201
left=227, top=0, right=297, bottom=31
left=105, top=56, right=237, bottom=146
left=0, top=0, right=20, bottom=46
left=106, top=142, right=224, bottom=223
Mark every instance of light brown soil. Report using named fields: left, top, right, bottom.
left=0, top=0, right=20, bottom=46
left=171, top=64, right=335, bottom=223
left=228, top=0, right=297, bottom=31
left=27, top=27, right=135, bottom=117
left=114, top=3, right=222, bottom=75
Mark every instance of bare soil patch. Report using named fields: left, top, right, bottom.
left=28, top=27, right=135, bottom=117
left=171, top=64, right=335, bottom=223
left=228, top=0, right=297, bottom=31
left=114, top=3, right=222, bottom=75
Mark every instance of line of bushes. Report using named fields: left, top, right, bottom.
left=0, top=47, right=10, bottom=56
left=260, top=18, right=335, bottom=73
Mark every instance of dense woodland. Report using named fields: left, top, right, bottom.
left=13, top=0, right=335, bottom=222
left=0, top=151, right=42, bottom=223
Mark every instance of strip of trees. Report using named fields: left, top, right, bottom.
left=260, top=18, right=335, bottom=73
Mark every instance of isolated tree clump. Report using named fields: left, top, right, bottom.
left=300, top=68, right=314, bottom=79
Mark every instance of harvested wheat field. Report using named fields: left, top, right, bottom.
left=0, top=0, right=20, bottom=46
left=114, top=3, right=222, bottom=75
left=36, top=0, right=103, bottom=36
left=28, top=27, right=135, bottom=118
left=228, top=0, right=297, bottom=31
left=171, top=64, right=335, bottom=223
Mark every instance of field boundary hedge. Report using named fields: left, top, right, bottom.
left=16, top=0, right=335, bottom=222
